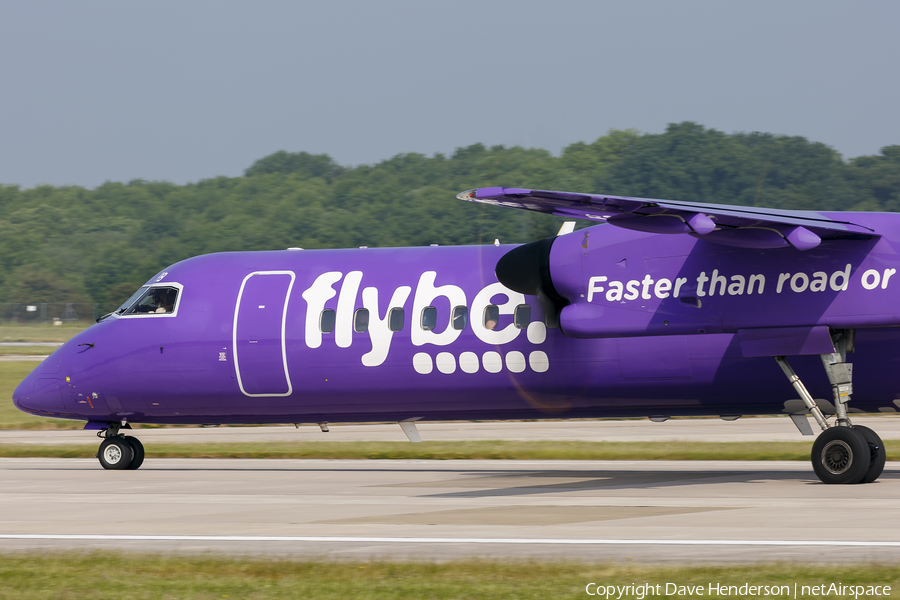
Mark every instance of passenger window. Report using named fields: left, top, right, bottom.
left=354, top=308, right=369, bottom=333
left=483, top=305, right=499, bottom=330
left=421, top=306, right=437, bottom=331
left=320, top=309, right=335, bottom=333
left=514, top=304, right=531, bottom=329
left=389, top=308, right=404, bottom=332
left=124, top=286, right=179, bottom=315
left=452, top=306, right=468, bottom=330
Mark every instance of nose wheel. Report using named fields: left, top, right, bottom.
left=125, top=436, right=145, bottom=470
left=98, top=437, right=133, bottom=470
left=96, top=425, right=145, bottom=470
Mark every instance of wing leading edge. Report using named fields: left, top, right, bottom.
left=458, top=187, right=878, bottom=251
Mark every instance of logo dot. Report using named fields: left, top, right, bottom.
left=529, top=351, right=549, bottom=373
left=459, top=352, right=479, bottom=373
left=436, top=352, right=456, bottom=374
left=506, top=351, right=526, bottom=373
left=482, top=351, right=502, bottom=373
left=412, top=352, right=433, bottom=374
left=527, top=321, right=546, bottom=344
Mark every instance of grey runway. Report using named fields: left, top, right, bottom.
left=1, top=458, right=898, bottom=562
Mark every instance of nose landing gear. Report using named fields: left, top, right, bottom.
left=776, top=329, right=887, bottom=484
left=95, top=424, right=144, bottom=470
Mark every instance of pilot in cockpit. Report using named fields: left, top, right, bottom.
left=119, top=286, right=179, bottom=315
left=153, top=289, right=176, bottom=313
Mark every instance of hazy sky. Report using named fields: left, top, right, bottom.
left=2, top=1, right=899, bottom=189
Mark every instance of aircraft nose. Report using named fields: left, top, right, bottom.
left=13, top=367, right=65, bottom=416
left=12, top=368, right=36, bottom=413
left=13, top=371, right=34, bottom=412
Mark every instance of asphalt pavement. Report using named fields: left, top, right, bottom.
left=1, top=458, right=898, bottom=562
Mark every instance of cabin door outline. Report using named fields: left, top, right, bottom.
left=233, top=270, right=296, bottom=397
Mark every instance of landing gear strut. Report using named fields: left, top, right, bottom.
left=96, top=423, right=144, bottom=470
left=776, top=329, right=886, bottom=484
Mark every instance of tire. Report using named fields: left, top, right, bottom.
left=811, top=426, right=870, bottom=484
left=853, top=425, right=885, bottom=484
left=125, top=437, right=145, bottom=471
left=98, top=436, right=133, bottom=470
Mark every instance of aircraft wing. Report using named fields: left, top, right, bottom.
left=458, top=187, right=878, bottom=251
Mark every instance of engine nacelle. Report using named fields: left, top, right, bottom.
left=496, top=222, right=894, bottom=340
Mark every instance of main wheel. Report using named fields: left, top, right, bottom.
left=98, top=436, right=133, bottom=470
left=811, top=426, right=870, bottom=484
left=853, top=425, right=885, bottom=484
left=125, top=437, right=145, bottom=471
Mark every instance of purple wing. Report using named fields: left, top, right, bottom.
left=458, top=187, right=878, bottom=251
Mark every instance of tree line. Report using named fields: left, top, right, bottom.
left=1, top=121, right=898, bottom=310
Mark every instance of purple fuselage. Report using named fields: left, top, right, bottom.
left=13, top=214, right=900, bottom=425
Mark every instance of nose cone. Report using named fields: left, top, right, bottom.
left=12, top=371, right=33, bottom=413
left=13, top=367, right=65, bottom=416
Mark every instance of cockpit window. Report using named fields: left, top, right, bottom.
left=115, top=286, right=149, bottom=315
left=123, top=286, right=180, bottom=315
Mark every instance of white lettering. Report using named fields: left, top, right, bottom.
left=606, top=281, right=624, bottom=302
left=709, top=269, right=727, bottom=296
left=790, top=271, right=809, bottom=293
left=471, top=282, right=525, bottom=345
left=360, top=285, right=412, bottom=367
left=696, top=272, right=709, bottom=297
left=810, top=271, right=827, bottom=292
left=830, top=263, right=851, bottom=291
left=640, top=274, right=654, bottom=299
left=777, top=272, right=790, bottom=293
left=587, top=276, right=607, bottom=302
left=624, top=280, right=640, bottom=300
left=748, top=273, right=765, bottom=294
left=581, top=261, right=884, bottom=307
left=411, top=271, right=466, bottom=347
left=727, top=275, right=745, bottom=296
left=302, top=272, right=342, bottom=349
left=335, top=271, right=363, bottom=348
left=654, top=278, right=672, bottom=298
left=862, top=268, right=881, bottom=290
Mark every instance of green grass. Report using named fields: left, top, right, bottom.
left=0, top=553, right=898, bottom=599
left=7, top=439, right=900, bottom=461
left=0, top=346, right=57, bottom=355
left=0, top=322, right=88, bottom=343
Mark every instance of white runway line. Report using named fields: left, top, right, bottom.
left=2, top=534, right=900, bottom=547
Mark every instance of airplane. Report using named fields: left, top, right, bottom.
left=12, top=186, right=900, bottom=484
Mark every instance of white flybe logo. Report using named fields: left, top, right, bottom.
left=300, top=270, right=548, bottom=372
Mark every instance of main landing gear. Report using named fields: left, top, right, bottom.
left=776, top=329, right=886, bottom=485
left=95, top=423, right=144, bottom=470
